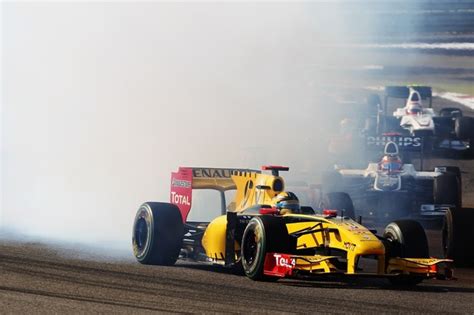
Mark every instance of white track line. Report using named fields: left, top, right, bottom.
left=434, top=92, right=474, bottom=110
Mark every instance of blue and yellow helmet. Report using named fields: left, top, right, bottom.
left=272, top=191, right=300, bottom=214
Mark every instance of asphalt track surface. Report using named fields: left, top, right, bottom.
left=1, top=237, right=473, bottom=314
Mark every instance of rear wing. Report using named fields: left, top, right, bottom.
left=385, top=86, right=432, bottom=99
left=170, top=167, right=260, bottom=222
left=384, top=85, right=433, bottom=108
left=365, top=134, right=430, bottom=168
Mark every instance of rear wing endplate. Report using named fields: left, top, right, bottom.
left=170, top=167, right=260, bottom=222
left=384, top=85, right=433, bottom=108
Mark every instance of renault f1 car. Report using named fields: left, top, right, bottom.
left=322, top=142, right=461, bottom=226
left=132, top=165, right=452, bottom=285
left=364, top=85, right=474, bottom=158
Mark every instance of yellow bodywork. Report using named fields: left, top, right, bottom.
left=201, top=169, right=285, bottom=260
left=201, top=215, right=228, bottom=261
left=285, top=214, right=385, bottom=274
left=387, top=257, right=452, bottom=276
left=231, top=170, right=284, bottom=211
left=201, top=211, right=387, bottom=274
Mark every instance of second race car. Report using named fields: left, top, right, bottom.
left=320, top=142, right=461, bottom=226
left=364, top=85, right=474, bottom=158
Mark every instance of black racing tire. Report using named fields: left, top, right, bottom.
left=442, top=208, right=474, bottom=267
left=437, top=166, right=462, bottom=195
left=434, top=174, right=462, bottom=209
left=383, top=220, right=429, bottom=286
left=384, top=220, right=429, bottom=258
left=439, top=166, right=461, bottom=179
left=465, top=139, right=474, bottom=159
left=322, top=192, right=355, bottom=220
left=241, top=216, right=290, bottom=281
left=132, top=202, right=184, bottom=265
left=455, top=116, right=474, bottom=140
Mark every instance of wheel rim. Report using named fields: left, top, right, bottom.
left=133, top=206, right=153, bottom=261
left=242, top=221, right=263, bottom=272
left=135, top=218, right=148, bottom=250
left=384, top=228, right=401, bottom=258
left=243, top=229, right=258, bottom=267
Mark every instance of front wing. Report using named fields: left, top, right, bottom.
left=263, top=253, right=453, bottom=280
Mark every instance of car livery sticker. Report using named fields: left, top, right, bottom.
left=367, top=136, right=422, bottom=151
left=170, top=168, right=193, bottom=222
left=263, top=253, right=296, bottom=277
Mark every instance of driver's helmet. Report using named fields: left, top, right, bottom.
left=379, top=155, right=403, bottom=171
left=406, top=103, right=422, bottom=115
left=406, top=90, right=423, bottom=115
left=272, top=191, right=300, bottom=214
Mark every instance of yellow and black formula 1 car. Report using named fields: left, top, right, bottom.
left=132, top=166, right=453, bottom=285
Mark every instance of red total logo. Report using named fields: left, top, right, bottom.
left=171, top=191, right=190, bottom=206
left=274, top=254, right=296, bottom=268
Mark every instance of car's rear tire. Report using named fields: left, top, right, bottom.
left=455, top=116, right=474, bottom=140
left=439, top=166, right=461, bottom=179
left=436, top=166, right=462, bottom=197
left=384, top=220, right=429, bottom=286
left=132, top=202, right=183, bottom=265
left=439, top=107, right=462, bottom=118
left=241, top=216, right=290, bottom=281
left=465, top=139, right=474, bottom=159
left=434, top=174, right=461, bottom=209
left=442, top=208, right=474, bottom=267
left=321, top=192, right=355, bottom=219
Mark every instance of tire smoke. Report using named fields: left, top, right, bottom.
left=1, top=2, right=410, bottom=254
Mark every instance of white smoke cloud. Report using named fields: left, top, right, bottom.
left=1, top=2, right=369, bottom=252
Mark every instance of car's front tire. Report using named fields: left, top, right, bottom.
left=434, top=173, right=461, bottom=209
left=384, top=220, right=429, bottom=286
left=241, top=216, right=290, bottom=281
